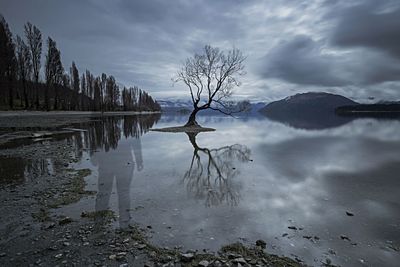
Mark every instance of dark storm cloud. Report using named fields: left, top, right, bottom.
left=259, top=35, right=347, bottom=87
left=256, top=0, right=400, bottom=94
left=331, top=0, right=400, bottom=58
left=0, top=0, right=253, bottom=94
left=1, top=0, right=399, bottom=101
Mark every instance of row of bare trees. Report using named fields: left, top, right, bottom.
left=0, top=15, right=160, bottom=112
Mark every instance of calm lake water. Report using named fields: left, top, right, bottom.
left=5, top=114, right=400, bottom=266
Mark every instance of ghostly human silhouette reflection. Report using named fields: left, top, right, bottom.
left=89, top=115, right=159, bottom=227
left=92, top=137, right=142, bottom=227
left=184, top=132, right=251, bottom=207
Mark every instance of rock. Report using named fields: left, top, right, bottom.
left=54, top=253, right=63, bottom=259
left=59, top=217, right=73, bottom=225
left=46, top=222, right=56, bottom=229
left=119, top=264, right=128, bottom=267
left=340, top=235, right=351, bottom=241
left=255, top=239, right=266, bottom=249
left=282, top=233, right=288, bottom=237
left=198, top=260, right=210, bottom=267
left=288, top=226, right=297, bottom=230
left=181, top=253, right=194, bottom=262
left=233, top=258, right=247, bottom=264
left=144, top=262, right=154, bottom=267
left=346, top=211, right=354, bottom=216
left=136, top=244, right=146, bottom=250
left=63, top=242, right=70, bottom=247
left=0, top=253, right=6, bottom=257
left=109, top=254, right=117, bottom=260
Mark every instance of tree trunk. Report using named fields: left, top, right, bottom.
left=185, top=108, right=200, bottom=127
left=35, top=83, right=40, bottom=109
left=53, top=86, right=58, bottom=110
left=8, top=77, right=13, bottom=109
left=23, top=80, right=28, bottom=109
left=45, top=85, right=50, bottom=111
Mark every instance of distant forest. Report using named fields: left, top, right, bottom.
left=0, top=15, right=161, bottom=112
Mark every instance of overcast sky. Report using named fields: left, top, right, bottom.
left=1, top=0, right=400, bottom=102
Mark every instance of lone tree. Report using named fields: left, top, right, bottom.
left=24, top=22, right=42, bottom=109
left=175, top=45, right=246, bottom=127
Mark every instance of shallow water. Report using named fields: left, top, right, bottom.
left=3, top=114, right=400, bottom=266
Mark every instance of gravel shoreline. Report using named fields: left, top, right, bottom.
left=0, top=116, right=304, bottom=267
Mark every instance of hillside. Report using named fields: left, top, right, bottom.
left=259, top=92, right=358, bottom=129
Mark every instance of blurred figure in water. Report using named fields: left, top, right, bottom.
left=88, top=115, right=159, bottom=227
left=91, top=135, right=143, bottom=228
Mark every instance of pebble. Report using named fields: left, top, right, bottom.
left=233, top=257, right=247, bottom=264
left=340, top=235, right=351, bottom=241
left=198, top=260, right=210, bottom=267
left=181, top=253, right=194, bottom=262
left=59, top=217, right=73, bottom=225
left=136, top=244, right=146, bottom=250
left=255, top=239, right=266, bottom=249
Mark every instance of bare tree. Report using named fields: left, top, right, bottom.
left=93, top=77, right=101, bottom=111
left=80, top=72, right=86, bottom=110
left=175, top=45, right=246, bottom=126
left=24, top=22, right=42, bottom=109
left=70, top=61, right=80, bottom=110
left=15, top=35, right=32, bottom=108
left=45, top=37, right=63, bottom=110
left=0, top=15, right=16, bottom=109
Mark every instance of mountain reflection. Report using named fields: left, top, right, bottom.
left=184, top=132, right=251, bottom=207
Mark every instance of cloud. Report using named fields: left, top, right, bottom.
left=330, top=0, right=400, bottom=58
left=258, top=35, right=400, bottom=87
left=1, top=0, right=399, bottom=101
left=258, top=35, right=347, bottom=87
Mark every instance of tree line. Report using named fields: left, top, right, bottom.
left=0, top=15, right=160, bottom=112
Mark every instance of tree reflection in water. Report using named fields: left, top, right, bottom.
left=184, top=132, right=251, bottom=207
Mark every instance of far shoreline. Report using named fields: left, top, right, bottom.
left=0, top=110, right=162, bottom=117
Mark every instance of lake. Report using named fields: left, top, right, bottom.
left=4, top=113, right=400, bottom=266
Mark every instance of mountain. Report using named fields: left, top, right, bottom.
left=259, top=92, right=358, bottom=129
left=157, top=99, right=192, bottom=113
left=159, top=99, right=266, bottom=117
